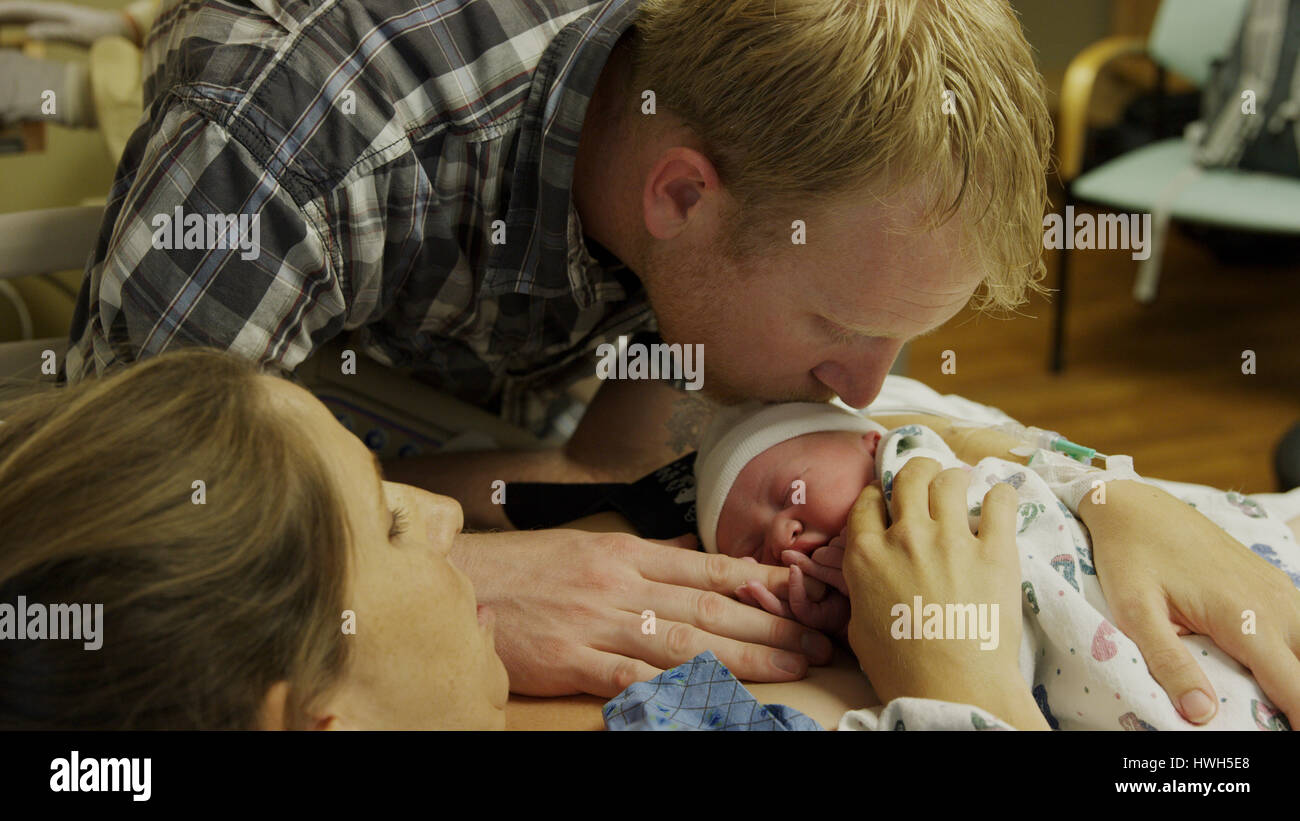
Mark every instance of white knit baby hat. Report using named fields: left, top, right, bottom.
left=694, top=401, right=888, bottom=554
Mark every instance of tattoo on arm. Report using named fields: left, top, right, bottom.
left=664, top=395, right=716, bottom=454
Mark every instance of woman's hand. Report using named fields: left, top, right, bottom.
left=1081, top=480, right=1300, bottom=726
left=841, top=457, right=1049, bottom=729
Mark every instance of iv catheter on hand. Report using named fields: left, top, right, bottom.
left=986, top=421, right=1110, bottom=464
left=865, top=404, right=1110, bottom=465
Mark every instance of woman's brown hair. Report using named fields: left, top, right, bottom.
left=0, top=348, right=352, bottom=729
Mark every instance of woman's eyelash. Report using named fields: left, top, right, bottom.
left=388, top=506, right=410, bottom=540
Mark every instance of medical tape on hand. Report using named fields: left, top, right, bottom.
left=1025, top=448, right=1140, bottom=514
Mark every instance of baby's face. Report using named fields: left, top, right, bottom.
left=714, top=429, right=882, bottom=564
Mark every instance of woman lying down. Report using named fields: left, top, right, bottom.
left=0, top=349, right=509, bottom=730
left=693, top=402, right=1300, bottom=731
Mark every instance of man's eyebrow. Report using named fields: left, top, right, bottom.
left=825, top=315, right=941, bottom=341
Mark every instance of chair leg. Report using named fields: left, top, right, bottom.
left=1132, top=251, right=1163, bottom=304
left=1050, top=238, right=1070, bottom=373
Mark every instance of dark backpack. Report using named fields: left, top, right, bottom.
left=1195, top=0, right=1300, bottom=176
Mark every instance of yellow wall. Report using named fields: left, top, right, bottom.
left=1014, top=0, right=1112, bottom=78
left=0, top=0, right=131, bottom=341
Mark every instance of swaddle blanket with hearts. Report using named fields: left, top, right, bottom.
left=839, top=424, right=1294, bottom=732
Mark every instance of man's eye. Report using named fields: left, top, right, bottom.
left=821, top=317, right=856, bottom=345
left=389, top=506, right=410, bottom=540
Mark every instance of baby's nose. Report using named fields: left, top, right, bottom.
left=766, top=517, right=802, bottom=559
left=773, top=519, right=827, bottom=558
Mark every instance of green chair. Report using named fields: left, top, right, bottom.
left=1051, top=0, right=1300, bottom=370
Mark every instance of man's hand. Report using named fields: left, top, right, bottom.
left=1081, top=480, right=1300, bottom=727
left=451, top=529, right=835, bottom=697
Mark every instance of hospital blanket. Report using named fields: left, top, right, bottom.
left=839, top=424, right=1297, bottom=731
left=604, top=651, right=823, bottom=731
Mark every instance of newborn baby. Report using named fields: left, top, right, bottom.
left=694, top=401, right=1299, bottom=731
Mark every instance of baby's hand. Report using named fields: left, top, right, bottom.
left=735, top=560, right=850, bottom=636
left=780, top=536, right=849, bottom=597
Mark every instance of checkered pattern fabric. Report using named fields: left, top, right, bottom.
left=603, top=651, right=824, bottom=731
left=64, top=0, right=656, bottom=433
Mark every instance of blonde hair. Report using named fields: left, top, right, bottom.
left=0, top=349, right=351, bottom=729
left=626, top=0, right=1053, bottom=311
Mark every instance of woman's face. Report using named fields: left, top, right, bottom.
left=262, top=376, right=509, bottom=729
left=714, top=429, right=881, bottom=564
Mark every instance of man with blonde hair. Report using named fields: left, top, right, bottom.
left=61, top=0, right=1300, bottom=724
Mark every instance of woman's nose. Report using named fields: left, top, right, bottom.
left=419, top=491, right=463, bottom=555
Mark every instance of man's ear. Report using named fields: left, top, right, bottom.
left=258, top=681, right=344, bottom=730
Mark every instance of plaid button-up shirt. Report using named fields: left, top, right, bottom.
left=65, top=0, right=658, bottom=433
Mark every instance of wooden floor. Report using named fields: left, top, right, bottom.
left=906, top=214, right=1300, bottom=495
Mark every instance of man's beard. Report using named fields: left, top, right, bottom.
left=638, top=240, right=836, bottom=406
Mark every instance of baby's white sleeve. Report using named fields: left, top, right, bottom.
left=838, top=698, right=1016, bottom=731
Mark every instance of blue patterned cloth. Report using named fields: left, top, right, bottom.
left=603, top=651, right=824, bottom=731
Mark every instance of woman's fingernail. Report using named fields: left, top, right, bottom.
left=773, top=651, right=805, bottom=675
left=1178, top=689, right=1216, bottom=723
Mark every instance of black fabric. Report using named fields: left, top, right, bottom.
left=504, top=451, right=699, bottom=542
left=1197, top=0, right=1300, bottom=176
left=1275, top=420, right=1300, bottom=492
left=1084, top=90, right=1200, bottom=171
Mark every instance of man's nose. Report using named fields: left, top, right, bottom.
left=812, top=341, right=904, bottom=408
